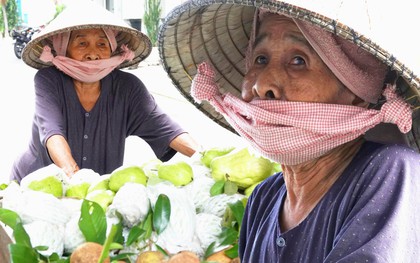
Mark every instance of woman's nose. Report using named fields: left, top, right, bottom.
left=85, top=49, right=100, bottom=60
left=254, top=85, right=277, bottom=99
left=252, top=68, right=283, bottom=100
left=86, top=54, right=99, bottom=60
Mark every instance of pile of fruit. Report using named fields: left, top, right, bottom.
left=0, top=147, right=280, bottom=263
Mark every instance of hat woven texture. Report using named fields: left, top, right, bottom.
left=158, top=0, right=420, bottom=151
left=22, top=1, right=152, bottom=70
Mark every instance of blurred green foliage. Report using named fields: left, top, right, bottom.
left=143, top=0, right=161, bottom=46
left=0, top=0, right=18, bottom=37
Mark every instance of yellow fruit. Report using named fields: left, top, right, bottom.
left=136, top=251, right=166, bottom=263
left=168, top=251, right=200, bottom=263
left=69, top=242, right=110, bottom=263
left=207, top=250, right=232, bottom=263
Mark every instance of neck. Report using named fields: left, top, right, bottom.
left=280, top=138, right=364, bottom=231
left=73, top=80, right=101, bottom=112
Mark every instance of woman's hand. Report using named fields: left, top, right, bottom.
left=46, top=134, right=80, bottom=177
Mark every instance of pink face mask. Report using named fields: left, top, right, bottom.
left=191, top=62, right=412, bottom=165
left=40, top=45, right=134, bottom=83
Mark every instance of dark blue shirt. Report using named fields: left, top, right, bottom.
left=11, top=67, right=185, bottom=181
left=239, top=141, right=420, bottom=262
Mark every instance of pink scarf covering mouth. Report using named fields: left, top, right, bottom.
left=39, top=44, right=135, bottom=83
left=192, top=62, right=412, bottom=165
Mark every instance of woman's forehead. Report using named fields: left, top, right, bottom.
left=70, top=28, right=106, bottom=37
left=259, top=13, right=300, bottom=33
left=255, top=13, right=307, bottom=47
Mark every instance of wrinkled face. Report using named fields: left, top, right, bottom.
left=66, top=28, right=112, bottom=61
left=242, top=14, right=356, bottom=105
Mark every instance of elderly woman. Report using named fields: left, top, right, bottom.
left=11, top=2, right=200, bottom=181
left=158, top=0, right=420, bottom=262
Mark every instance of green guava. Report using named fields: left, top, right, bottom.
left=158, top=161, right=193, bottom=186
left=210, top=147, right=275, bottom=189
left=200, top=147, right=235, bottom=168
left=87, top=177, right=110, bottom=193
left=109, top=166, right=147, bottom=192
left=27, top=175, right=64, bottom=198
left=85, top=189, right=115, bottom=211
left=65, top=182, right=90, bottom=199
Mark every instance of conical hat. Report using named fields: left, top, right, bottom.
left=158, top=0, right=420, bottom=151
left=22, top=1, right=152, bottom=69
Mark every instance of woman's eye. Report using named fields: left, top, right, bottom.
left=255, top=55, right=268, bottom=65
left=291, top=56, right=306, bottom=65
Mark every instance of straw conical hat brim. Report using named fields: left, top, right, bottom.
left=22, top=1, right=152, bottom=69
left=158, top=0, right=420, bottom=150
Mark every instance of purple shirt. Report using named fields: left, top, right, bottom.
left=11, top=67, right=185, bottom=181
left=239, top=141, right=420, bottom=262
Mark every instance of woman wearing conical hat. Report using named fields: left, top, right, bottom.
left=159, top=0, right=420, bottom=262
left=10, top=2, right=200, bottom=181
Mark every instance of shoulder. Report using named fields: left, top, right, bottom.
left=105, top=70, right=149, bottom=96
left=328, top=142, right=420, bottom=261
left=363, top=141, right=419, bottom=158
left=343, top=141, right=420, bottom=210
left=33, top=67, right=72, bottom=93
left=108, top=69, right=145, bottom=87
left=354, top=141, right=420, bottom=175
left=34, top=66, right=63, bottom=80
left=103, top=70, right=157, bottom=112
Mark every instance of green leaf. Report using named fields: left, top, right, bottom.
left=210, top=180, right=225, bottom=196
left=0, top=183, right=8, bottom=190
left=126, top=226, right=146, bottom=246
left=13, top=222, right=32, bottom=248
left=109, top=242, right=124, bottom=250
left=8, top=243, right=39, bottom=263
left=155, top=243, right=169, bottom=256
left=38, top=252, right=61, bottom=262
left=79, top=199, right=107, bottom=244
left=112, top=219, right=124, bottom=245
left=224, top=180, right=238, bottom=195
left=140, top=210, right=153, bottom=240
left=111, top=252, right=137, bottom=261
left=228, top=200, right=245, bottom=229
left=153, top=194, right=171, bottom=235
left=224, top=243, right=239, bottom=259
left=0, top=208, right=21, bottom=229
left=33, top=245, right=48, bottom=251
left=98, top=224, right=118, bottom=263
left=219, top=227, right=238, bottom=246
left=204, top=242, right=217, bottom=259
